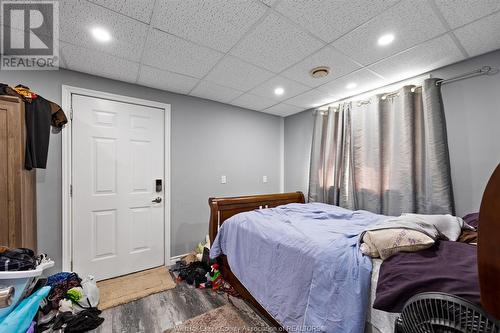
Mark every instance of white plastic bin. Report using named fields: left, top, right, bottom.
left=0, top=260, right=54, bottom=321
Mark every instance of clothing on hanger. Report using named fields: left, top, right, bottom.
left=14, top=85, right=38, bottom=103
left=1, top=83, right=68, bottom=170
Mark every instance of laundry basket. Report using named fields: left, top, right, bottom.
left=0, top=260, right=54, bottom=321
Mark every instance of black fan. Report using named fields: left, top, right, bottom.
left=395, top=292, right=500, bottom=333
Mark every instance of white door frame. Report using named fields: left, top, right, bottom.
left=61, top=85, right=171, bottom=272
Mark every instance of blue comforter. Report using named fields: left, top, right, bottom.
left=210, top=203, right=387, bottom=333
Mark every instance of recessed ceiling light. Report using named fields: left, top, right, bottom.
left=91, top=27, right=112, bottom=43
left=377, top=33, right=395, bottom=46
left=274, top=87, right=285, bottom=96
left=310, top=66, right=330, bottom=78
left=346, top=82, right=357, bottom=89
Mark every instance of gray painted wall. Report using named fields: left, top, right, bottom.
left=284, top=109, right=313, bottom=197
left=284, top=49, right=500, bottom=217
left=1, top=69, right=282, bottom=272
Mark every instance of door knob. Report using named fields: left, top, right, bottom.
left=152, top=197, right=162, bottom=203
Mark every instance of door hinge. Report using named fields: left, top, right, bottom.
left=69, top=107, right=73, bottom=120
left=69, top=184, right=73, bottom=197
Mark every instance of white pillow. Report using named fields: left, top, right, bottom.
left=401, top=213, right=466, bottom=241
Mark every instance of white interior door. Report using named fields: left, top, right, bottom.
left=72, top=94, right=165, bottom=281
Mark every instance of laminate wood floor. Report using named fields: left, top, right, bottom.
left=93, top=280, right=229, bottom=333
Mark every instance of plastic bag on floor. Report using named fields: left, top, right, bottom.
left=78, top=276, right=99, bottom=308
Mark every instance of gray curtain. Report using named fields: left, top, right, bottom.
left=308, top=78, right=455, bottom=216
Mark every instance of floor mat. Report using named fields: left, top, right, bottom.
left=97, top=266, right=176, bottom=310
left=164, top=296, right=274, bottom=333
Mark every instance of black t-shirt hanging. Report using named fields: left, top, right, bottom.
left=25, top=96, right=52, bottom=170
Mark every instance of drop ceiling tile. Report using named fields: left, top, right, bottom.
left=87, top=0, right=155, bottom=23
left=435, top=0, right=500, bottom=29
left=190, top=81, right=244, bottom=104
left=275, top=0, right=399, bottom=43
left=260, top=0, right=278, bottom=8
left=59, top=0, right=149, bottom=62
left=137, top=65, right=199, bottom=94
left=230, top=13, right=324, bottom=73
left=248, top=76, right=311, bottom=102
left=318, top=69, right=386, bottom=100
left=331, top=0, right=447, bottom=65
left=142, top=29, right=224, bottom=78
left=369, top=34, right=464, bottom=82
left=285, top=89, right=338, bottom=109
left=1, top=16, right=52, bottom=37
left=60, top=42, right=139, bottom=83
left=204, top=56, right=275, bottom=92
left=281, top=46, right=362, bottom=88
left=263, top=103, right=305, bottom=117
left=453, top=11, right=500, bottom=57
left=152, top=0, right=267, bottom=52
left=231, top=93, right=278, bottom=111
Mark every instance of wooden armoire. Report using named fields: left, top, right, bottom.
left=0, top=95, right=37, bottom=249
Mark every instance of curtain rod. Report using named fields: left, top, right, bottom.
left=318, top=65, right=498, bottom=110
left=435, top=66, right=497, bottom=85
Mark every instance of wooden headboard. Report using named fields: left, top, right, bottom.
left=478, top=163, right=500, bottom=319
left=208, top=192, right=305, bottom=244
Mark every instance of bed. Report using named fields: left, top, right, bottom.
left=208, top=164, right=500, bottom=332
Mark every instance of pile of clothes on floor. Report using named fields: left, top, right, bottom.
left=170, top=236, right=238, bottom=297
left=0, top=247, right=104, bottom=332
left=37, top=272, right=104, bottom=332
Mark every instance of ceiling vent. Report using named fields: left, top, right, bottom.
left=310, top=66, right=330, bottom=78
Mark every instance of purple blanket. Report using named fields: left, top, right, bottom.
left=374, top=240, right=480, bottom=313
